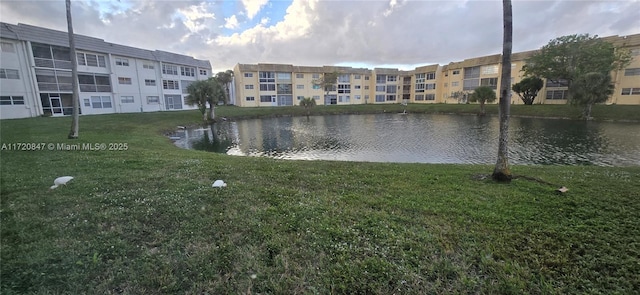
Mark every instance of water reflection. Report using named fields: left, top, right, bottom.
left=174, top=114, right=640, bottom=166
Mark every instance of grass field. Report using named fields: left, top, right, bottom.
left=1, top=104, right=639, bottom=294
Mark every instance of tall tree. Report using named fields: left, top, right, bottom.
left=492, top=0, right=513, bottom=182
left=469, top=86, right=496, bottom=115
left=512, top=76, right=543, bottom=105
left=523, top=34, right=631, bottom=106
left=66, top=0, right=80, bottom=139
left=313, top=72, right=338, bottom=105
left=215, top=70, right=234, bottom=105
left=570, top=72, right=614, bottom=119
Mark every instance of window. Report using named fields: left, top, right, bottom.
left=354, top=85, right=361, bottom=89
left=0, top=69, right=19, bottom=79
left=386, top=95, right=396, bottom=101
left=245, top=84, right=254, bottom=89
left=376, top=75, right=386, bottom=84
left=415, top=94, right=424, bottom=101
left=313, top=95, right=320, bottom=100
left=143, top=63, right=155, bottom=69
left=199, top=69, right=207, bottom=75
left=453, top=70, right=460, bottom=75
left=386, top=85, right=397, bottom=94
left=260, top=95, right=275, bottom=102
left=245, top=96, right=255, bottom=101
left=338, top=84, right=350, bottom=93
left=338, top=74, right=350, bottom=83
left=415, top=83, right=425, bottom=93
left=181, top=66, right=195, bottom=77
left=621, top=88, right=640, bottom=95
left=145, top=79, right=156, bottom=86
left=1, top=42, right=15, bottom=53
left=365, top=75, right=370, bottom=80
left=364, top=85, right=369, bottom=90
left=546, top=79, right=569, bottom=87
left=90, top=96, right=112, bottom=108
left=0, top=96, right=24, bottom=105
left=297, top=96, right=304, bottom=100
left=464, top=66, right=480, bottom=79
left=77, top=53, right=106, bottom=67
left=375, top=85, right=386, bottom=92
left=115, top=58, right=129, bottom=66
left=260, top=84, right=276, bottom=91
left=296, top=73, right=304, bottom=78
left=147, top=96, right=159, bottom=104
left=181, top=80, right=194, bottom=94
left=162, top=64, right=178, bottom=75
left=624, top=68, right=640, bottom=76
left=164, top=94, right=183, bottom=109
left=355, top=95, right=361, bottom=100
left=121, top=96, right=134, bottom=103
left=339, top=95, right=350, bottom=103
left=259, top=71, right=276, bottom=82
left=312, top=73, right=320, bottom=79
left=387, top=75, right=397, bottom=82
left=296, top=84, right=304, bottom=89
left=452, top=81, right=459, bottom=87
left=426, top=83, right=436, bottom=90
left=375, top=95, right=385, bottom=102
left=78, top=73, right=112, bottom=92
left=83, top=99, right=91, bottom=107
left=425, top=94, right=436, bottom=100
left=415, top=73, right=425, bottom=83
left=277, top=84, right=292, bottom=94
left=276, top=72, right=291, bottom=80
left=480, top=78, right=498, bottom=89
left=426, top=72, right=436, bottom=80
left=482, top=65, right=499, bottom=75
left=118, top=77, right=132, bottom=85
left=546, top=90, right=568, bottom=100
left=365, top=95, right=370, bottom=100
left=463, top=79, right=479, bottom=91
left=354, top=75, right=361, bottom=80
left=163, top=80, right=179, bottom=90
left=244, top=73, right=253, bottom=78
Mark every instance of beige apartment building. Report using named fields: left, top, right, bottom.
left=232, top=33, right=640, bottom=107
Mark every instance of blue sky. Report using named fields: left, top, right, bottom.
left=1, top=0, right=639, bottom=72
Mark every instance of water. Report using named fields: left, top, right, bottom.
left=173, top=113, right=640, bottom=166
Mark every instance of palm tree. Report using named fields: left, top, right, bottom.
left=185, top=80, right=212, bottom=122
left=66, top=0, right=80, bottom=139
left=299, top=97, right=316, bottom=119
left=215, top=70, right=234, bottom=105
left=469, top=86, right=496, bottom=115
left=492, top=0, right=513, bottom=182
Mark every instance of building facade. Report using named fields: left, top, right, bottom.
left=0, top=23, right=211, bottom=119
left=232, top=33, right=640, bottom=107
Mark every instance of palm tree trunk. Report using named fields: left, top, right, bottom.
left=492, top=0, right=513, bottom=182
left=66, top=0, right=80, bottom=139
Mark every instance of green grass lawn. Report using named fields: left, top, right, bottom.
left=1, top=104, right=639, bottom=294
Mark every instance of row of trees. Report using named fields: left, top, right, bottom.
left=185, top=70, right=234, bottom=121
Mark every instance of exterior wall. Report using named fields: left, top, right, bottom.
left=0, top=39, right=39, bottom=119
left=229, top=33, right=640, bottom=108
left=0, top=23, right=211, bottom=119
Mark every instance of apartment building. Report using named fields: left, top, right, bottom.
left=0, top=23, right=211, bottom=119
left=232, top=33, right=640, bottom=107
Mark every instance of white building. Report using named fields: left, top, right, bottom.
left=0, top=22, right=212, bottom=119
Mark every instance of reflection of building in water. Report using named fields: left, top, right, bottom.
left=232, top=34, right=640, bottom=107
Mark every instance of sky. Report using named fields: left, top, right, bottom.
left=1, top=0, right=639, bottom=72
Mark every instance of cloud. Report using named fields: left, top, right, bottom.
left=224, top=15, right=239, bottom=29
left=241, top=0, right=269, bottom=20
left=0, top=0, right=638, bottom=73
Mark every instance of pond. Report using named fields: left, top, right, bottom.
left=173, top=113, right=640, bottom=166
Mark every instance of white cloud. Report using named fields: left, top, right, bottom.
left=224, top=15, right=239, bottom=29
left=241, top=0, right=269, bottom=20
left=0, top=0, right=638, bottom=73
